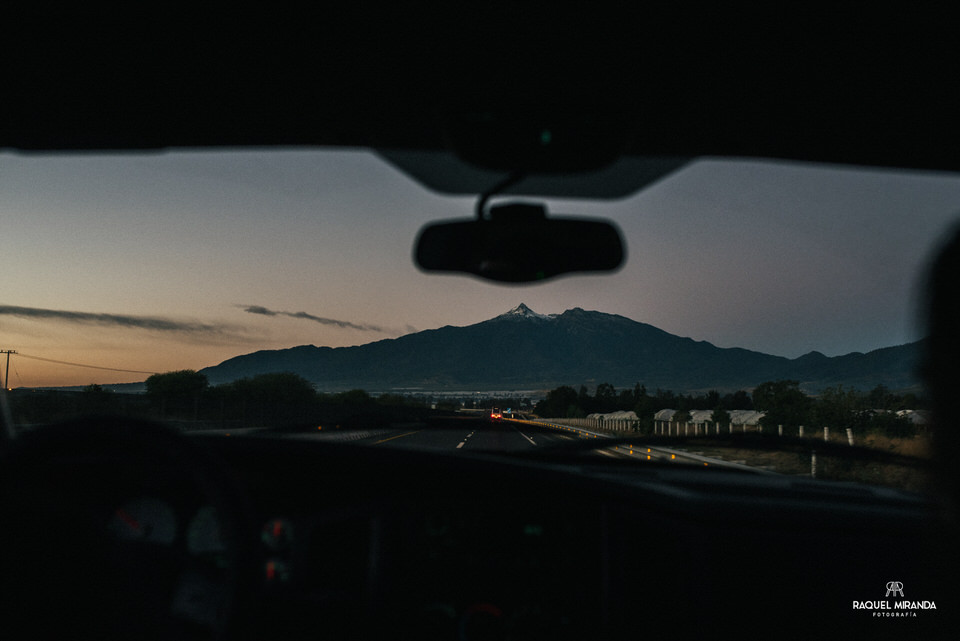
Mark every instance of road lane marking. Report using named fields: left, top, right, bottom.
left=373, top=430, right=422, bottom=444
left=512, top=426, right=536, bottom=446
left=454, top=430, right=477, bottom=449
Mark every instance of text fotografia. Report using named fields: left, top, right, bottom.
left=852, top=601, right=937, bottom=617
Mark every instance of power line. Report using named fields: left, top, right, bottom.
left=15, top=352, right=158, bottom=375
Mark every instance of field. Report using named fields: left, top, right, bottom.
left=662, top=432, right=935, bottom=493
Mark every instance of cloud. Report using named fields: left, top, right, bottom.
left=0, top=304, right=246, bottom=339
left=241, top=305, right=385, bottom=332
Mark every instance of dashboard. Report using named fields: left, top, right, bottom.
left=1, top=418, right=956, bottom=640
left=211, top=431, right=604, bottom=640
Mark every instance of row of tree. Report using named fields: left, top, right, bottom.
left=9, top=372, right=929, bottom=438
left=533, top=384, right=753, bottom=423
left=10, top=370, right=433, bottom=429
left=751, top=380, right=925, bottom=437
left=146, top=370, right=441, bottom=428
left=534, top=381, right=929, bottom=438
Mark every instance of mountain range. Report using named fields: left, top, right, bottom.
left=198, top=304, right=923, bottom=394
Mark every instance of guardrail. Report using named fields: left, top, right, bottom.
left=511, top=417, right=608, bottom=439
left=547, top=416, right=637, bottom=433
left=509, top=417, right=775, bottom=474
left=545, top=416, right=861, bottom=447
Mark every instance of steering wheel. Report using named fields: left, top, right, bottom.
left=0, top=417, right=254, bottom=641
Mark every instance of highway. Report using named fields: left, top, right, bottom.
left=241, top=416, right=766, bottom=471
left=343, top=417, right=704, bottom=465
left=350, top=417, right=584, bottom=454
left=335, top=417, right=776, bottom=474
left=191, top=418, right=586, bottom=455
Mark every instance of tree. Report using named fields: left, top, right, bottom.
left=534, top=386, right=579, bottom=417
left=145, top=370, right=208, bottom=419
left=594, top=382, right=617, bottom=413
left=655, top=389, right=676, bottom=408
left=703, top=390, right=721, bottom=410
left=146, top=370, right=208, bottom=399
left=214, top=372, right=322, bottom=427
left=724, top=390, right=753, bottom=410
left=711, top=406, right=731, bottom=427
left=251, top=373, right=318, bottom=405
left=814, top=385, right=867, bottom=433
left=753, top=380, right=812, bottom=434
left=867, top=384, right=894, bottom=410
left=578, top=385, right=590, bottom=402
left=331, top=389, right=372, bottom=405
left=634, top=385, right=656, bottom=421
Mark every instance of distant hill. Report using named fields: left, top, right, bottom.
left=199, top=304, right=923, bottom=393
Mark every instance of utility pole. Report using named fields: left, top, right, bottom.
left=0, top=350, right=16, bottom=390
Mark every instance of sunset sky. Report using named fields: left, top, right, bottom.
left=2, top=148, right=959, bottom=388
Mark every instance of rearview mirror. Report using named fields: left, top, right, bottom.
left=414, top=202, right=625, bottom=283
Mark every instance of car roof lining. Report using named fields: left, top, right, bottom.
left=3, top=10, right=958, bottom=182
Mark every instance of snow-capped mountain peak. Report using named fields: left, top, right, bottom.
left=495, top=303, right=556, bottom=321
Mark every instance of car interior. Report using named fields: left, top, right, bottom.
left=2, top=8, right=958, bottom=641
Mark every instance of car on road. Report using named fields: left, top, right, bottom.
left=1, top=8, right=958, bottom=641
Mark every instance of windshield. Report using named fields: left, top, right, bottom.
left=3, top=149, right=959, bottom=493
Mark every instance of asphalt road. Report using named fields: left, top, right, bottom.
left=350, top=417, right=598, bottom=455
left=213, top=418, right=726, bottom=467
left=345, top=417, right=747, bottom=470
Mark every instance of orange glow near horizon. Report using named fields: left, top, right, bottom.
left=1, top=344, right=237, bottom=388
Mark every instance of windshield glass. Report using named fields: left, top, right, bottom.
left=3, top=149, right=959, bottom=493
